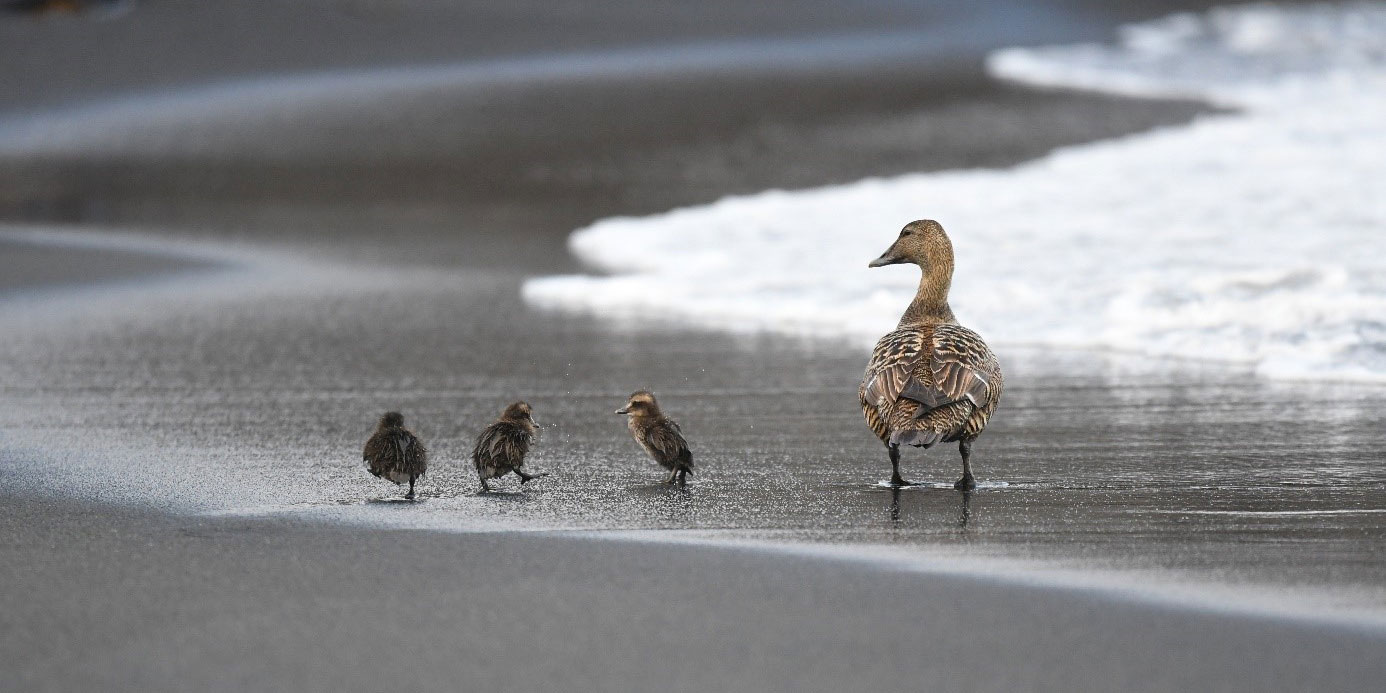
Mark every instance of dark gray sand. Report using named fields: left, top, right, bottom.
left=3, top=0, right=1384, bottom=690
left=4, top=492, right=1386, bottom=693
left=0, top=0, right=1215, bottom=270
left=0, top=236, right=214, bottom=292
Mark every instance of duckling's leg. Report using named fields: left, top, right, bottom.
left=663, top=468, right=679, bottom=484
left=480, top=478, right=492, bottom=493
left=676, top=469, right=688, bottom=485
left=405, top=475, right=416, bottom=500
left=954, top=439, right=977, bottom=491
left=888, top=443, right=911, bottom=487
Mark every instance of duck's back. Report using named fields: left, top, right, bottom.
left=632, top=416, right=694, bottom=472
left=860, top=322, right=1002, bottom=445
left=473, top=421, right=533, bottom=478
left=364, top=427, right=428, bottom=480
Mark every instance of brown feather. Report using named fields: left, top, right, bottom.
left=632, top=417, right=694, bottom=472
left=621, top=391, right=694, bottom=475
left=363, top=417, right=428, bottom=483
left=860, top=220, right=1003, bottom=450
left=472, top=420, right=535, bottom=481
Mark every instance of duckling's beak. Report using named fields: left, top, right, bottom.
left=615, top=406, right=629, bottom=415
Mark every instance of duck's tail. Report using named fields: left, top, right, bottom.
left=889, top=428, right=944, bottom=448
left=889, top=400, right=974, bottom=447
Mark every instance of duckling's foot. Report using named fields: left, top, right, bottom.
left=479, top=479, right=492, bottom=493
left=518, top=471, right=549, bottom=485
left=953, top=474, right=976, bottom=491
left=404, top=490, right=416, bottom=500
left=889, top=474, right=915, bottom=488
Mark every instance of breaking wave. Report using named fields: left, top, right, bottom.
left=524, top=3, right=1386, bottom=382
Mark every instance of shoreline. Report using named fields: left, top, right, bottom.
left=4, top=226, right=1384, bottom=636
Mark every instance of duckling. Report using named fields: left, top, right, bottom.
left=472, top=401, right=547, bottom=492
left=860, top=220, right=1003, bottom=490
left=363, top=411, right=428, bottom=500
left=616, top=390, right=694, bottom=484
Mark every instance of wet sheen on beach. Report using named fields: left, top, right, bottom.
left=3, top=249, right=1383, bottom=622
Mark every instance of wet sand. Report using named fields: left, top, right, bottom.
left=2, top=0, right=1382, bottom=690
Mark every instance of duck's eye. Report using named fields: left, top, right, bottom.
left=900, top=231, right=912, bottom=237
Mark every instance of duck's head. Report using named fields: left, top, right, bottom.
left=501, top=401, right=538, bottom=427
left=869, top=219, right=953, bottom=271
left=615, top=390, right=659, bottom=417
left=379, top=411, right=405, bottom=428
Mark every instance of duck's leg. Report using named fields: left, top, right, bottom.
left=405, top=475, right=416, bottom=500
left=888, top=443, right=911, bottom=487
left=480, top=478, right=492, bottom=493
left=663, top=468, right=679, bottom=484
left=677, top=469, right=688, bottom=486
left=954, top=439, right=976, bottom=490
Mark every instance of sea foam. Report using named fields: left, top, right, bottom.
left=523, top=3, right=1386, bottom=382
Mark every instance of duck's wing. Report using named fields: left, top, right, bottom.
left=902, top=323, right=999, bottom=414
left=397, top=429, right=426, bottom=462
left=861, top=327, right=928, bottom=412
left=473, top=424, right=501, bottom=466
left=363, top=430, right=392, bottom=477
left=647, top=419, right=692, bottom=467
left=487, top=423, right=531, bottom=467
left=398, top=429, right=427, bottom=475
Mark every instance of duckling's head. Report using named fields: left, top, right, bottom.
left=615, top=390, right=660, bottom=417
left=379, top=411, right=405, bottom=428
left=501, top=401, right=537, bottom=427
left=868, top=219, right=953, bottom=271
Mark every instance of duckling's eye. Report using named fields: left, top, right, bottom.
left=900, top=231, right=912, bottom=237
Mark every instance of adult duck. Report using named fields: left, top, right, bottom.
left=859, top=220, right=1003, bottom=490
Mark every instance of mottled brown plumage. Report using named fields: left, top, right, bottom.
left=363, top=411, right=428, bottom=499
left=472, top=401, right=546, bottom=492
left=860, top=220, right=1003, bottom=489
left=616, top=391, right=694, bottom=484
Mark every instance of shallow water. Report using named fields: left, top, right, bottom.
left=3, top=231, right=1383, bottom=623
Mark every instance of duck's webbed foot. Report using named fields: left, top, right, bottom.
left=479, top=478, right=492, bottom=493
left=953, top=474, right=976, bottom=491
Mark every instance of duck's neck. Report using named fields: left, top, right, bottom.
left=898, top=263, right=955, bottom=327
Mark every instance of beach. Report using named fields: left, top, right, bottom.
left=3, top=1, right=1385, bottom=690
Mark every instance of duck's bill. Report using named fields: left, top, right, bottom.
left=615, top=407, right=629, bottom=414
left=868, top=253, right=903, bottom=268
